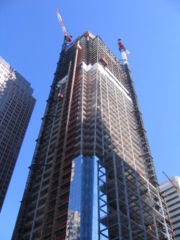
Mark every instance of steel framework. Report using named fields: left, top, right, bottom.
left=12, top=32, right=172, bottom=240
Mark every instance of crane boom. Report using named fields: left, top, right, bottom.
left=56, top=8, right=72, bottom=43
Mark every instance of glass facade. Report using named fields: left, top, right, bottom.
left=0, top=56, right=35, bottom=211
left=66, top=155, right=98, bottom=240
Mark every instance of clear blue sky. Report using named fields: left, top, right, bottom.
left=0, top=0, right=180, bottom=239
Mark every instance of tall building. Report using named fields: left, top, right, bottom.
left=0, top=56, right=35, bottom=211
left=160, top=176, right=180, bottom=239
left=13, top=32, right=172, bottom=239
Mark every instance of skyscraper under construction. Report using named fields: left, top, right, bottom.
left=13, top=32, right=172, bottom=240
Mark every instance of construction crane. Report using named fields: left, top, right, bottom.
left=118, top=39, right=130, bottom=65
left=163, top=171, right=180, bottom=194
left=56, top=8, right=72, bottom=47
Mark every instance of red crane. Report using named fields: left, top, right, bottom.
left=118, top=39, right=130, bottom=65
left=56, top=8, right=72, bottom=44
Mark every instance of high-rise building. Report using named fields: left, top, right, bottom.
left=160, top=176, right=180, bottom=239
left=0, top=56, right=35, bottom=211
left=13, top=32, right=172, bottom=239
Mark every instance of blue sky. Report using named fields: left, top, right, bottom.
left=0, top=0, right=180, bottom=239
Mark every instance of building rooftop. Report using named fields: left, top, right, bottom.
left=160, top=176, right=180, bottom=191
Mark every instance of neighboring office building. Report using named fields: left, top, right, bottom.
left=0, top=56, right=35, bottom=211
left=160, top=176, right=180, bottom=239
left=13, top=32, right=172, bottom=239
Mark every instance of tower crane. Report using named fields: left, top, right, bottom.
left=56, top=8, right=72, bottom=47
left=55, top=8, right=72, bottom=99
left=118, top=39, right=130, bottom=65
